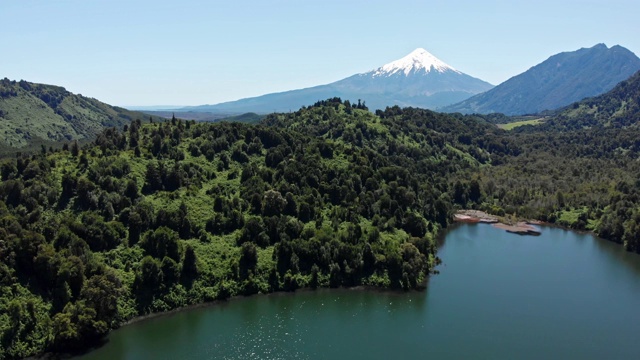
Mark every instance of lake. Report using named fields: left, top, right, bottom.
left=76, top=224, right=640, bottom=359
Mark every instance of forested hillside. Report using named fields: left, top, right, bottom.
left=540, top=70, right=640, bottom=130
left=0, top=99, right=507, bottom=358
left=0, top=78, right=160, bottom=151
left=491, top=70, right=640, bottom=251
left=2, top=95, right=640, bottom=359
left=481, top=127, right=640, bottom=249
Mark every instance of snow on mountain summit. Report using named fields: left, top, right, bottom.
left=187, top=47, right=494, bottom=113
left=372, top=48, right=460, bottom=77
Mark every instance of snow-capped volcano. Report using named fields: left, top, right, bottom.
left=372, top=48, right=461, bottom=77
left=183, top=48, right=494, bottom=113
left=332, top=48, right=493, bottom=105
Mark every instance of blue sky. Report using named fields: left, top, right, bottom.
left=2, top=0, right=638, bottom=106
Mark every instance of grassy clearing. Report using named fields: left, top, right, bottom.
left=497, top=118, right=544, bottom=130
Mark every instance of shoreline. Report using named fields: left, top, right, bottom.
left=121, top=284, right=422, bottom=328
left=33, top=215, right=612, bottom=360
left=453, top=210, right=541, bottom=235
left=35, top=285, right=424, bottom=359
left=36, top=219, right=623, bottom=360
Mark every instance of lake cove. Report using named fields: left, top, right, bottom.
left=75, top=224, right=640, bottom=360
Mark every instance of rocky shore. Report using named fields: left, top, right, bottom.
left=454, top=210, right=541, bottom=235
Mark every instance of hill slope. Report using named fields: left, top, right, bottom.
left=442, top=44, right=640, bottom=115
left=541, top=70, right=640, bottom=130
left=0, top=78, right=157, bottom=149
left=181, top=48, right=493, bottom=113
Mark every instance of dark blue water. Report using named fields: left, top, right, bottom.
left=77, top=224, right=640, bottom=359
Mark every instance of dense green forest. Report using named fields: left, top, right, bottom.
left=2, top=86, right=640, bottom=358
left=0, top=100, right=500, bottom=358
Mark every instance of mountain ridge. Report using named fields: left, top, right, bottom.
left=441, top=44, right=640, bottom=115
left=0, top=78, right=160, bottom=150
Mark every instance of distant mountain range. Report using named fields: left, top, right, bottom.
left=441, top=44, right=640, bottom=115
left=4, top=44, right=640, bottom=153
left=0, top=78, right=158, bottom=149
left=180, top=48, right=494, bottom=113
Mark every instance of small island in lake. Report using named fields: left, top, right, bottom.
left=454, top=210, right=541, bottom=236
